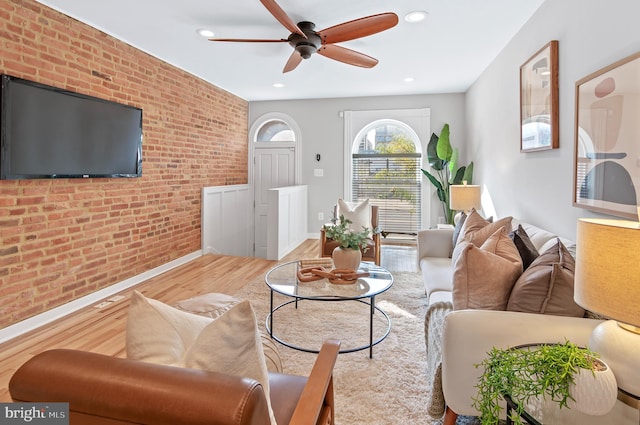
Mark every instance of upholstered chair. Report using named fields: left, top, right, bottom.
left=320, top=203, right=381, bottom=266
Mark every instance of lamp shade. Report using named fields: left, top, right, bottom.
left=449, top=184, right=481, bottom=211
left=574, top=218, right=640, bottom=328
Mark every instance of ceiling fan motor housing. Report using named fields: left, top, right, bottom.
left=288, top=21, right=321, bottom=59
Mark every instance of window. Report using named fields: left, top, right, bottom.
left=255, top=119, right=295, bottom=143
left=351, top=121, right=422, bottom=237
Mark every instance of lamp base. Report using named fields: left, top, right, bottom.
left=589, top=320, right=640, bottom=397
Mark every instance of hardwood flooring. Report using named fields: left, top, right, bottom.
left=0, top=239, right=417, bottom=402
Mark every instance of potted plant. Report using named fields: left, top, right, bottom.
left=473, top=341, right=617, bottom=425
left=322, top=215, right=372, bottom=270
left=421, top=123, right=474, bottom=224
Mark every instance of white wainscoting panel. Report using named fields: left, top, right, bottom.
left=267, top=185, right=308, bottom=260
left=202, top=184, right=252, bottom=256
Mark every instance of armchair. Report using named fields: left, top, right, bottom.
left=320, top=205, right=381, bottom=265
left=9, top=339, right=341, bottom=425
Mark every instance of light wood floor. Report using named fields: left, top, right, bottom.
left=0, top=239, right=417, bottom=402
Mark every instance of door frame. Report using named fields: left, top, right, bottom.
left=248, top=112, right=302, bottom=256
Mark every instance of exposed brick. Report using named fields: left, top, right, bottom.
left=0, top=0, right=248, bottom=328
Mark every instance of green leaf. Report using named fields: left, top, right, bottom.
left=426, top=133, right=446, bottom=171
left=463, top=161, right=474, bottom=184
left=448, top=147, right=459, bottom=179
left=436, top=123, right=453, bottom=161
left=451, top=166, right=466, bottom=185
left=421, top=169, right=443, bottom=192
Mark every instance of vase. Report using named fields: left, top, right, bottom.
left=332, top=247, right=361, bottom=271
left=568, top=358, right=618, bottom=416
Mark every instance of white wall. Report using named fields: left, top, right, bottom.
left=249, top=94, right=466, bottom=234
left=466, top=0, right=640, bottom=240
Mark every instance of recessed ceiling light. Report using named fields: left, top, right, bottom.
left=404, top=11, right=428, bottom=23
left=273, top=83, right=285, bottom=88
left=404, top=77, right=415, bottom=83
left=197, top=28, right=215, bottom=38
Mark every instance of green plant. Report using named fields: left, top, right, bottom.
left=420, top=123, right=474, bottom=224
left=322, top=215, right=372, bottom=251
left=473, top=341, right=603, bottom=425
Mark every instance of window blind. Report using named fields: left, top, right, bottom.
left=352, top=153, right=422, bottom=236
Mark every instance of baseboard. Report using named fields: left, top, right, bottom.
left=0, top=250, right=203, bottom=344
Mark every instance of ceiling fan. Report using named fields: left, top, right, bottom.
left=209, top=0, right=399, bottom=73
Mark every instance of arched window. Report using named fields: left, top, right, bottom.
left=352, top=120, right=422, bottom=238
left=255, top=119, right=295, bottom=143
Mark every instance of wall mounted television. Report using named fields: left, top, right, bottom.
left=0, top=74, right=142, bottom=180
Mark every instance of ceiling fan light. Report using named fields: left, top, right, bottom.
left=404, top=11, right=428, bottom=23
left=296, top=44, right=317, bottom=59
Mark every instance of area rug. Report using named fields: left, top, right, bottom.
left=236, top=270, right=449, bottom=424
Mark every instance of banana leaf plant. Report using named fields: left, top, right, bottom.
left=421, top=123, right=474, bottom=224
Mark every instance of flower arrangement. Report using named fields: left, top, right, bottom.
left=322, top=215, right=372, bottom=251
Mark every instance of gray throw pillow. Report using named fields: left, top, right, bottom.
left=509, top=224, right=540, bottom=270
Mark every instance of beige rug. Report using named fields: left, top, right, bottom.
left=236, top=271, right=433, bottom=425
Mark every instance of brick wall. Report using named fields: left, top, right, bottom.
left=0, top=0, right=249, bottom=328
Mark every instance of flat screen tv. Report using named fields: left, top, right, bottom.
left=0, top=74, right=142, bottom=179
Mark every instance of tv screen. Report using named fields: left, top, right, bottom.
left=0, top=75, right=142, bottom=179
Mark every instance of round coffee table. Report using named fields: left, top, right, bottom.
left=265, top=261, right=393, bottom=358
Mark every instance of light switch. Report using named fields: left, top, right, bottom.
left=314, top=169, right=324, bottom=177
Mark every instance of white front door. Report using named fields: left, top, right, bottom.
left=253, top=147, right=295, bottom=258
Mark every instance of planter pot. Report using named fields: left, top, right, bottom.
left=568, top=359, right=618, bottom=416
left=332, top=247, right=361, bottom=271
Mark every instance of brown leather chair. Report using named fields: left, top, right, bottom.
left=320, top=205, right=381, bottom=265
left=9, top=339, right=340, bottom=425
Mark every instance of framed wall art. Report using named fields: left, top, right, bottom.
left=573, top=51, right=640, bottom=219
left=520, top=40, right=559, bottom=152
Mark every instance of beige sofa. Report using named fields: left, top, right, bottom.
left=417, top=218, right=602, bottom=423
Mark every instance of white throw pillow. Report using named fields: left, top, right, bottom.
left=126, top=291, right=277, bottom=425
left=337, top=198, right=371, bottom=233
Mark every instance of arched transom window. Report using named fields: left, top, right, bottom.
left=255, top=119, right=295, bottom=143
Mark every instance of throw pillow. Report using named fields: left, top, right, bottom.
left=451, top=209, right=513, bottom=264
left=509, top=224, right=540, bottom=270
left=175, top=292, right=241, bottom=318
left=452, top=227, right=523, bottom=310
left=337, top=198, right=371, bottom=233
left=450, top=211, right=467, bottom=257
left=126, top=291, right=277, bottom=425
left=175, top=292, right=282, bottom=373
left=506, top=239, right=585, bottom=317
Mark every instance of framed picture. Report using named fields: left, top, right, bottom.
left=520, top=40, right=559, bottom=152
left=573, top=51, right=640, bottom=219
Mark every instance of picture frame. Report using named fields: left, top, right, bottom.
left=520, top=40, right=559, bottom=152
left=573, top=51, right=640, bottom=219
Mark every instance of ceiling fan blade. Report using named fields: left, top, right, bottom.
left=209, top=38, right=288, bottom=43
left=260, top=0, right=305, bottom=37
left=317, top=44, right=378, bottom=68
left=318, top=13, right=398, bottom=44
left=283, top=51, right=303, bottom=73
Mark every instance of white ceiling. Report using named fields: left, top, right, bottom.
left=35, top=0, right=545, bottom=101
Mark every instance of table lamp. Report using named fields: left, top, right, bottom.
left=574, top=218, right=640, bottom=399
left=449, top=182, right=481, bottom=224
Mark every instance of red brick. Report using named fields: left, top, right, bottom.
left=0, top=0, right=248, bottom=328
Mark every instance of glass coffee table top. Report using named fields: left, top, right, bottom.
left=265, top=261, right=393, bottom=300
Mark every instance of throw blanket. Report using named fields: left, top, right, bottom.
left=424, top=300, right=453, bottom=419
